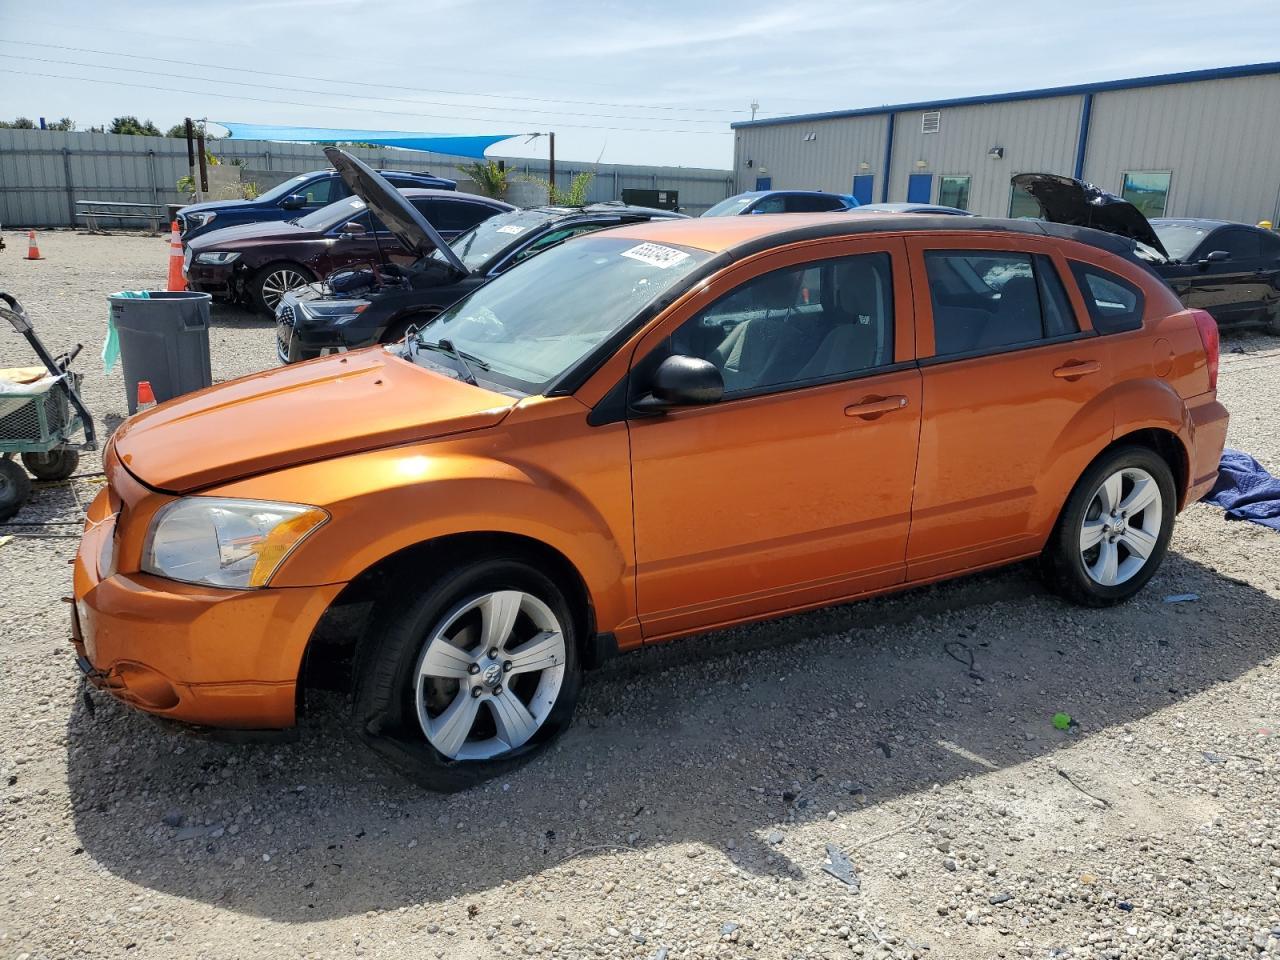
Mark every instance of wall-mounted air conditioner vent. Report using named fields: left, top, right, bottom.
left=921, top=111, right=941, bottom=134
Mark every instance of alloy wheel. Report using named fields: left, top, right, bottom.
left=259, top=269, right=309, bottom=311
left=413, top=590, right=567, bottom=761
left=1079, top=466, right=1163, bottom=586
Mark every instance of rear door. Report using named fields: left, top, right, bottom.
left=904, top=234, right=1113, bottom=580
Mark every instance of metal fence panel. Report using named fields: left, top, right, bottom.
left=0, top=129, right=733, bottom=227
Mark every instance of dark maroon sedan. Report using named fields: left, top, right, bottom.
left=183, top=189, right=514, bottom=314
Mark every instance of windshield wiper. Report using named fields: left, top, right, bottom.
left=418, top=337, right=489, bottom=385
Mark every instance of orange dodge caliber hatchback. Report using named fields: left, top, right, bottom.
left=74, top=177, right=1228, bottom=789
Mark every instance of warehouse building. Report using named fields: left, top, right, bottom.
left=730, top=62, right=1280, bottom=225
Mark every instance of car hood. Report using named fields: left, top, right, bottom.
left=188, top=219, right=314, bottom=250
left=1010, top=174, right=1169, bottom=258
left=324, top=147, right=467, bottom=272
left=111, top=349, right=516, bottom=492
left=179, top=198, right=255, bottom=216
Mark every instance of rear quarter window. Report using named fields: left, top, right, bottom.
left=1069, top=262, right=1144, bottom=334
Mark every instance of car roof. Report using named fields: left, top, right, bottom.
left=527, top=203, right=685, bottom=221
left=601, top=211, right=1145, bottom=260
left=853, top=202, right=971, bottom=215
left=399, top=188, right=511, bottom=206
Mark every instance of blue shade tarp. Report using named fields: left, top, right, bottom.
left=215, top=123, right=518, bottom=159
left=1201, top=448, right=1280, bottom=532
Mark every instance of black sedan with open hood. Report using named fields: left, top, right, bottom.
left=275, top=148, right=686, bottom=364
left=1012, top=173, right=1280, bottom=332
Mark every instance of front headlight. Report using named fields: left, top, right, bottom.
left=194, top=250, right=240, bottom=265
left=142, top=498, right=328, bottom=589
left=186, top=212, right=217, bottom=229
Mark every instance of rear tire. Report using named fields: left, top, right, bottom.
left=251, top=262, right=315, bottom=316
left=0, top=459, right=32, bottom=523
left=22, top=449, right=80, bottom=481
left=352, top=557, right=581, bottom=791
left=1040, top=445, right=1175, bottom=607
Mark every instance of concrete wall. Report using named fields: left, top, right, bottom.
left=0, top=129, right=734, bottom=227
left=732, top=69, right=1280, bottom=224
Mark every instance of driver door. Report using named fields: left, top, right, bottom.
left=625, top=239, right=921, bottom=640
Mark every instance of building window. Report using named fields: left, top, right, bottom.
left=1120, top=171, right=1172, bottom=218
left=938, top=176, right=971, bottom=211
left=1008, top=180, right=1041, bottom=219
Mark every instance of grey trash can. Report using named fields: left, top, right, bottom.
left=109, top=291, right=213, bottom=414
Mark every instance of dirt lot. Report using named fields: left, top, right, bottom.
left=2, top=230, right=1279, bottom=960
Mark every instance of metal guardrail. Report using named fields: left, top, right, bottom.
left=76, top=200, right=169, bottom=235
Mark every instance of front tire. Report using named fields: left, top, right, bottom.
left=0, top=459, right=32, bottom=523
left=352, top=558, right=581, bottom=791
left=1041, top=445, right=1176, bottom=607
left=251, top=262, right=315, bottom=316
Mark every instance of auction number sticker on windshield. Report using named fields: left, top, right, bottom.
left=496, top=224, right=524, bottom=234
left=620, top=242, right=690, bottom=269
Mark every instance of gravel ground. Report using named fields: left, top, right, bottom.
left=2, top=230, right=1280, bottom=960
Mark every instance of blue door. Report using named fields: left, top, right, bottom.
left=851, top=174, right=874, bottom=205
left=754, top=176, right=772, bottom=191
left=907, top=174, right=933, bottom=204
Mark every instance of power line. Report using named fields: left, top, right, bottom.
left=0, top=53, right=729, bottom=126
left=0, top=38, right=747, bottom=116
left=0, top=67, right=734, bottom=135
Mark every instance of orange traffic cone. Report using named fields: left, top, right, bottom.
left=25, top=229, right=43, bottom=260
left=136, top=380, right=156, bottom=413
left=166, top=221, right=186, bottom=291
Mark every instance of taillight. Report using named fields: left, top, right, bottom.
left=1191, top=309, right=1219, bottom=391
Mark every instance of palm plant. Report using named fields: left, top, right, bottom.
left=456, top=160, right=509, bottom=199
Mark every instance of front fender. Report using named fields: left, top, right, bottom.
left=208, top=404, right=637, bottom=639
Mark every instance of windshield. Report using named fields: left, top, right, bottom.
left=295, top=196, right=372, bottom=232
left=701, top=195, right=755, bottom=217
left=433, top=209, right=560, bottom=272
left=1152, top=221, right=1212, bottom=262
left=255, top=174, right=314, bottom=205
left=413, top=235, right=711, bottom=393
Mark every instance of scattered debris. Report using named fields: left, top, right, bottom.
left=1163, top=593, right=1199, bottom=603
left=821, top=844, right=860, bottom=889
left=1052, top=712, right=1073, bottom=731
left=1056, top=768, right=1112, bottom=808
left=944, top=639, right=984, bottom=681
left=989, top=892, right=1013, bottom=905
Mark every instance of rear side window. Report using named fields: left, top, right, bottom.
left=924, top=251, right=1080, bottom=357
left=1069, top=262, right=1145, bottom=333
left=784, top=194, right=844, bottom=213
left=414, top=199, right=499, bottom=233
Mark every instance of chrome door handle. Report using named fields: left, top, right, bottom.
left=1052, top=360, right=1102, bottom=380
left=845, top=395, right=908, bottom=419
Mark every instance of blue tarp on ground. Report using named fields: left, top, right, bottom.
left=1202, top=448, right=1280, bottom=531
left=215, top=123, right=520, bottom=159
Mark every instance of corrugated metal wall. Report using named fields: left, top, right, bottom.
left=733, top=70, right=1280, bottom=223
left=1083, top=73, right=1280, bottom=223
left=885, top=96, right=1081, bottom=215
left=731, top=114, right=885, bottom=196
left=0, top=129, right=734, bottom=227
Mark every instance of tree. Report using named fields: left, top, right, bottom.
left=456, top=160, right=508, bottom=198
left=108, top=116, right=163, bottom=137
left=46, top=118, right=75, bottom=131
left=165, top=123, right=187, bottom=138
left=0, top=117, right=36, bottom=129
left=524, top=170, right=595, bottom=206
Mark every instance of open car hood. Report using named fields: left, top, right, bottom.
left=324, top=146, right=468, bottom=273
left=1011, top=173, right=1169, bottom=259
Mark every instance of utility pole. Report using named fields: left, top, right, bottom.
left=750, top=100, right=759, bottom=121
left=184, top=118, right=198, bottom=201
left=196, top=126, right=209, bottom=198
left=548, top=131, right=556, bottom=204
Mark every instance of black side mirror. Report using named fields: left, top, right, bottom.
left=280, top=194, right=307, bottom=210
left=1198, top=249, right=1230, bottom=268
left=339, top=221, right=366, bottom=238
left=633, top=355, right=724, bottom=413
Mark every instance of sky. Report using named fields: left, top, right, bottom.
left=1, top=0, right=1278, bottom=170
